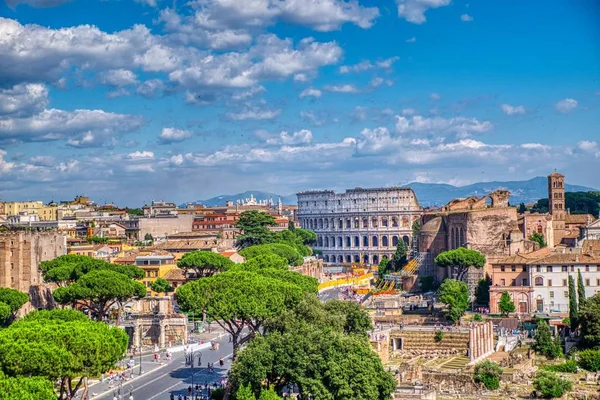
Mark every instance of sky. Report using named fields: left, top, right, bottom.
left=0, top=0, right=599, bottom=206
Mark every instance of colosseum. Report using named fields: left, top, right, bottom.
left=297, top=187, right=422, bottom=265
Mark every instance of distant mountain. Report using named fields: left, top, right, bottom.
left=187, top=191, right=296, bottom=207
left=403, top=176, right=597, bottom=207
left=186, top=177, right=597, bottom=208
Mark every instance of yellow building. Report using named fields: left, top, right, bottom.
left=134, top=254, right=178, bottom=295
left=3, top=201, right=58, bottom=221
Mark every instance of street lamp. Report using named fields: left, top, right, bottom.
left=138, top=328, right=143, bottom=376
left=186, top=348, right=202, bottom=397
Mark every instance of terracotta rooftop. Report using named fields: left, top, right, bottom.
left=565, top=214, right=593, bottom=224
left=163, top=268, right=186, bottom=281
left=529, top=252, right=600, bottom=265
left=168, top=231, right=218, bottom=238
left=493, top=247, right=552, bottom=265
left=582, top=240, right=600, bottom=253
left=154, top=239, right=215, bottom=250
left=220, top=251, right=238, bottom=257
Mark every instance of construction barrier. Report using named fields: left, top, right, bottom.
left=318, top=272, right=374, bottom=291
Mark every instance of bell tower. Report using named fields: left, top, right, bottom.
left=548, top=172, right=566, bottom=246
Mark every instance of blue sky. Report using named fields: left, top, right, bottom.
left=0, top=0, right=599, bottom=206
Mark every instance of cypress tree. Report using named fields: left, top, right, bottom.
left=568, top=275, right=578, bottom=331
left=577, top=270, right=586, bottom=310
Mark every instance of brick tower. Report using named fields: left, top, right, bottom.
left=548, top=172, right=566, bottom=245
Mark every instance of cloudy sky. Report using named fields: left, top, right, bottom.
left=0, top=0, right=599, bottom=206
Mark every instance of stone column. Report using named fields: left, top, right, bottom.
left=159, top=321, right=166, bottom=348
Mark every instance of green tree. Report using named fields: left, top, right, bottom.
left=0, top=373, right=56, bottom=400
left=568, top=275, right=578, bottom=331
left=240, top=254, right=289, bottom=271
left=53, top=270, right=147, bottom=323
left=259, top=388, right=282, bottom=400
left=577, top=350, right=600, bottom=371
left=498, top=291, right=515, bottom=316
left=529, top=232, right=547, bottom=248
left=517, top=203, right=527, bottom=214
left=438, top=279, right=469, bottom=323
left=580, top=294, right=600, bottom=347
left=150, top=277, right=173, bottom=295
left=378, top=258, right=390, bottom=278
left=178, top=251, right=235, bottom=278
left=412, top=219, right=421, bottom=234
left=530, top=198, right=549, bottom=214
left=236, top=384, right=255, bottom=400
left=144, top=233, right=153, bottom=241
left=256, top=269, right=318, bottom=295
left=0, top=309, right=128, bottom=400
left=533, top=319, right=561, bottom=359
left=578, top=269, right=586, bottom=310
left=0, top=288, right=29, bottom=325
left=475, top=275, right=492, bottom=306
left=533, top=370, right=572, bottom=399
left=392, top=239, right=409, bottom=270
left=239, top=243, right=303, bottom=266
left=323, top=300, right=373, bottom=336
left=474, top=360, right=503, bottom=390
left=434, top=248, right=486, bottom=281
left=235, top=211, right=277, bottom=248
left=176, top=271, right=304, bottom=357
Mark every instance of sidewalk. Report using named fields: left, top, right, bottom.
left=88, top=327, right=227, bottom=399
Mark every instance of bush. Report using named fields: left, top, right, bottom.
left=543, top=359, right=578, bottom=373
left=434, top=330, right=444, bottom=342
left=533, top=370, right=572, bottom=399
left=210, top=388, right=225, bottom=400
left=578, top=349, right=600, bottom=371
left=473, top=313, right=482, bottom=322
left=474, top=360, right=503, bottom=390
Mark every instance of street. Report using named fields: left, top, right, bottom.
left=318, top=287, right=344, bottom=302
left=92, top=335, right=233, bottom=400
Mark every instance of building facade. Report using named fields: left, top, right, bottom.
left=297, top=187, right=422, bottom=265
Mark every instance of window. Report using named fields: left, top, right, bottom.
left=550, top=291, right=554, bottom=298
left=500, top=279, right=506, bottom=286
left=586, top=265, right=590, bottom=272
left=547, top=266, right=553, bottom=272
left=562, top=266, right=568, bottom=272
left=563, top=279, right=567, bottom=287
left=537, top=265, right=542, bottom=272
left=511, top=279, right=516, bottom=286
left=500, top=265, right=505, bottom=272
left=586, top=279, right=590, bottom=286
left=10, top=263, right=14, bottom=270
left=565, top=291, right=569, bottom=297
left=571, top=265, right=575, bottom=272
left=548, top=279, right=553, bottom=286
left=597, top=279, right=600, bottom=286
left=522, top=265, right=527, bottom=272
left=511, top=265, right=516, bottom=272
left=522, top=279, right=528, bottom=286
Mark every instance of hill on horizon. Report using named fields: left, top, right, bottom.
left=187, top=177, right=597, bottom=208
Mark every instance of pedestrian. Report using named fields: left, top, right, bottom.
left=188, top=386, right=192, bottom=396
left=219, top=358, right=224, bottom=366
left=170, top=393, right=175, bottom=400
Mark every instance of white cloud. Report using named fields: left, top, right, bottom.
left=100, top=69, right=138, bottom=87
left=266, top=129, right=313, bottom=145
left=350, top=106, right=368, bottom=122
left=0, top=84, right=49, bottom=118
left=0, top=109, right=144, bottom=146
left=232, top=86, right=266, bottom=100
left=339, top=56, right=399, bottom=73
left=136, top=79, right=165, bottom=98
left=396, top=0, right=451, bottom=24
left=555, top=98, right=578, bottom=113
left=300, top=110, right=328, bottom=126
left=29, top=155, right=56, bottom=167
left=158, top=127, right=193, bottom=144
left=460, top=14, right=473, bottom=22
left=124, top=164, right=155, bottom=173
left=501, top=104, right=526, bottom=115
left=401, top=108, right=417, bottom=116
left=577, top=141, right=600, bottom=158
left=324, top=84, right=360, bottom=93
left=395, top=115, right=493, bottom=137
left=226, top=107, right=282, bottom=120
left=405, top=37, right=416, bottom=43
left=521, top=143, right=550, bottom=151
left=430, top=93, right=441, bottom=101
left=126, top=151, right=155, bottom=160
left=299, top=87, right=322, bottom=98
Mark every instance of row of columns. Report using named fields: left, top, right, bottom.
left=301, top=215, right=414, bottom=231
left=469, top=321, right=494, bottom=362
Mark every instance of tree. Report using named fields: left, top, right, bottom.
left=529, top=232, right=547, bottom=248
left=498, top=291, right=515, bottom=316
left=578, top=269, right=586, bottom=310
left=378, top=258, right=390, bottom=278
left=177, top=251, right=234, bottom=278
left=256, top=269, right=318, bottom=295
left=391, top=239, right=409, bottom=271
left=533, top=319, right=561, bottom=359
left=235, top=211, right=277, bottom=248
left=0, top=373, right=56, bottom=400
left=259, top=388, right=282, bottom=400
left=127, top=208, right=144, bottom=216
left=53, top=270, right=147, bottom=323
left=235, top=384, right=255, bottom=400
left=517, top=203, right=527, bottom=214
left=533, top=370, right=572, bottom=399
left=144, top=233, right=153, bottom=241
left=239, top=243, right=303, bottom=266
left=577, top=350, right=600, bottom=371
left=434, top=248, right=486, bottom=281
left=150, top=278, right=173, bottom=295
left=0, top=288, right=29, bottom=325
left=0, top=309, right=128, bottom=400
left=241, top=254, right=289, bottom=271
left=474, top=360, right=503, bottom=390
left=568, top=275, right=578, bottom=331
left=176, top=271, right=304, bottom=357
left=475, top=275, right=492, bottom=306
left=438, top=279, right=469, bottom=323
left=580, top=294, right=600, bottom=347
left=323, top=300, right=372, bottom=336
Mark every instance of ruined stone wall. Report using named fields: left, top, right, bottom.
left=0, top=231, right=66, bottom=311
left=465, top=207, right=518, bottom=257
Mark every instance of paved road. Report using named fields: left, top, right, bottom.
left=318, top=287, right=344, bottom=302
left=92, top=335, right=233, bottom=400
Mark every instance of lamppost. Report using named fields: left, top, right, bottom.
left=138, top=327, right=143, bottom=376
left=186, top=348, right=202, bottom=397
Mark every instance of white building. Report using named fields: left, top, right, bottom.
left=583, top=219, right=600, bottom=241
left=297, top=187, right=422, bottom=265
